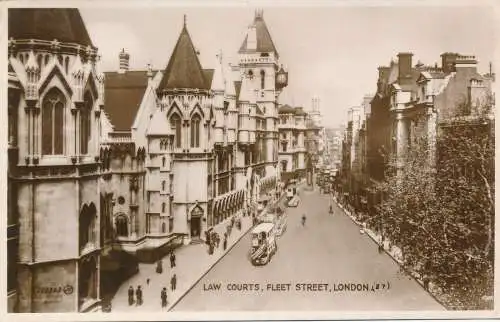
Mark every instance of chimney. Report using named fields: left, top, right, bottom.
left=146, top=63, right=153, bottom=82
left=454, top=54, right=478, bottom=74
left=397, top=52, right=413, bottom=81
left=377, top=66, right=390, bottom=93
left=441, top=52, right=458, bottom=74
left=118, top=48, right=130, bottom=74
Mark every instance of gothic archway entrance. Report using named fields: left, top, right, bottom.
left=79, top=255, right=98, bottom=309
left=190, top=206, right=203, bottom=238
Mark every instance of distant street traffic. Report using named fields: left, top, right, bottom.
left=172, top=185, right=444, bottom=311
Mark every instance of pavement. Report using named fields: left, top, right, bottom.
left=172, top=184, right=444, bottom=311
left=109, top=192, right=287, bottom=312
left=332, top=194, right=448, bottom=308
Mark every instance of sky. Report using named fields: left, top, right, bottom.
left=80, top=4, right=496, bottom=128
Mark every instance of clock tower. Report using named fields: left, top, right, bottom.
left=237, top=9, right=288, bottom=182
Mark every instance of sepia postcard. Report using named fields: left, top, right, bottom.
left=2, top=0, right=499, bottom=321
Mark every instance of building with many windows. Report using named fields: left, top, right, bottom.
left=7, top=8, right=288, bottom=312
left=8, top=9, right=106, bottom=312
left=277, top=104, right=307, bottom=183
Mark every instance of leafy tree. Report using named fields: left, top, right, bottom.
left=373, top=109, right=494, bottom=309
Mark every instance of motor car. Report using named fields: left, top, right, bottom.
left=287, top=196, right=300, bottom=207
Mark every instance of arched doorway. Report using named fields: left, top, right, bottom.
left=190, top=206, right=203, bottom=238
left=79, top=255, right=98, bottom=308
left=79, top=203, right=96, bottom=252
left=115, top=214, right=128, bottom=237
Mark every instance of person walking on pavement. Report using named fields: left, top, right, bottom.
left=301, top=213, right=306, bottom=226
left=170, top=252, right=176, bottom=268
left=128, top=286, right=134, bottom=306
left=161, top=287, right=167, bottom=308
left=136, top=285, right=143, bottom=306
left=171, top=273, right=177, bottom=291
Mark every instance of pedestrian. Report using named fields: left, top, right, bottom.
left=223, top=237, right=227, bottom=251
left=128, top=286, right=134, bottom=306
left=170, top=252, right=176, bottom=268
left=147, top=278, right=150, bottom=285
left=171, top=273, right=177, bottom=291
left=136, top=285, right=143, bottom=306
left=161, top=287, right=167, bottom=308
left=156, top=259, right=163, bottom=274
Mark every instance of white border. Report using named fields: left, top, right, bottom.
left=1, top=0, right=499, bottom=321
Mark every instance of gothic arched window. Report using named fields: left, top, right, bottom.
left=42, top=88, right=65, bottom=155
left=65, top=56, right=70, bottom=74
left=80, top=92, right=93, bottom=154
left=190, top=114, right=201, bottom=148
left=281, top=160, right=287, bottom=173
left=162, top=202, right=166, bottom=213
left=162, top=222, right=166, bottom=233
left=162, top=156, right=166, bottom=167
left=115, top=215, right=128, bottom=237
left=162, top=180, right=166, bottom=191
left=260, top=70, right=265, bottom=89
left=170, top=114, right=181, bottom=148
left=79, top=203, right=96, bottom=251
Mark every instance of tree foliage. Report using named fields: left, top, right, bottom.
left=374, top=115, right=494, bottom=310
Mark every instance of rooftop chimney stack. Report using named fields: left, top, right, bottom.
left=377, top=66, right=390, bottom=93
left=397, top=52, right=413, bottom=81
left=441, top=52, right=458, bottom=74
left=118, top=48, right=130, bottom=74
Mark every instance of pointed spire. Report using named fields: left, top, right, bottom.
left=147, top=63, right=153, bottom=78
left=239, top=74, right=256, bottom=103
left=71, top=54, right=84, bottom=76
left=25, top=50, right=39, bottom=71
left=225, top=63, right=236, bottom=97
left=158, top=17, right=207, bottom=91
left=239, top=11, right=278, bottom=57
left=211, top=50, right=225, bottom=92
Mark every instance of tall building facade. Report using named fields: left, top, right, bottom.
left=99, top=10, right=288, bottom=252
left=7, top=9, right=106, bottom=312
left=346, top=51, right=495, bottom=216
left=7, top=8, right=288, bottom=313
left=277, top=105, right=308, bottom=183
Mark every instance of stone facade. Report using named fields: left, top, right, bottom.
left=7, top=8, right=288, bottom=313
left=98, top=11, right=288, bottom=251
left=8, top=9, right=106, bottom=312
left=277, top=105, right=308, bottom=183
left=342, top=51, right=494, bottom=215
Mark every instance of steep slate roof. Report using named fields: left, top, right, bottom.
left=202, top=69, right=214, bottom=89
left=157, top=23, right=208, bottom=91
left=8, top=8, right=93, bottom=47
left=278, top=104, right=295, bottom=114
left=399, top=69, right=421, bottom=92
left=103, top=71, right=152, bottom=131
left=239, top=14, right=278, bottom=57
left=295, top=107, right=307, bottom=116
